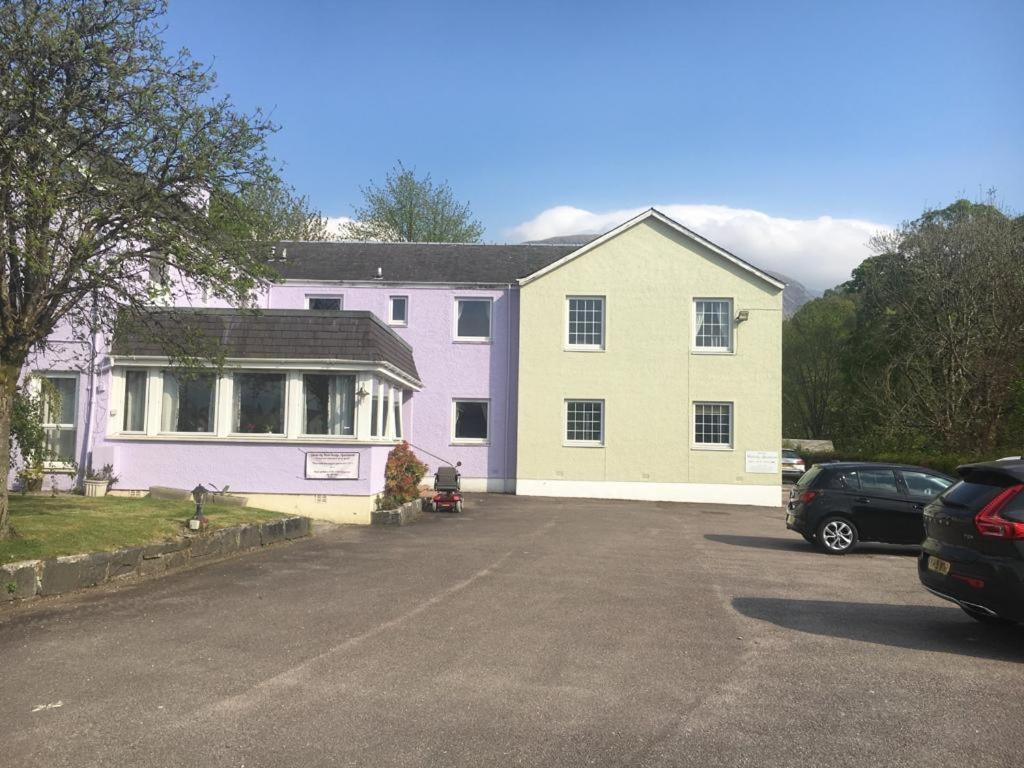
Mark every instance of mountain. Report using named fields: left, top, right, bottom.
left=525, top=235, right=820, bottom=317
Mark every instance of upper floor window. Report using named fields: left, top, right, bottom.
left=566, top=296, right=605, bottom=350
left=389, top=296, right=408, bottom=326
left=39, top=374, right=78, bottom=465
left=693, top=299, right=733, bottom=352
left=148, top=255, right=171, bottom=293
left=455, top=298, right=491, bottom=342
left=307, top=296, right=342, bottom=311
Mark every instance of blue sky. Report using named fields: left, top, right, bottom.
left=162, top=0, right=1023, bottom=288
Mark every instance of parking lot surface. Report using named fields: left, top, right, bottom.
left=1, top=494, right=1020, bottom=767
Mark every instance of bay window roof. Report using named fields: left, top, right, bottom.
left=112, top=308, right=420, bottom=383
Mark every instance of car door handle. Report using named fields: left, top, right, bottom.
left=856, top=497, right=870, bottom=503
left=913, top=504, right=924, bottom=510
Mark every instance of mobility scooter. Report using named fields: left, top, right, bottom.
left=430, top=462, right=463, bottom=513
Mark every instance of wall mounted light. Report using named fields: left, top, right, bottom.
left=356, top=385, right=369, bottom=400
left=735, top=310, right=750, bottom=323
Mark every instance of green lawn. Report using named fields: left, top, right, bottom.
left=0, top=495, right=285, bottom=565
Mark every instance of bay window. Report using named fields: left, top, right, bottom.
left=233, top=373, right=285, bottom=434
left=161, top=372, right=215, bottom=433
left=303, top=374, right=355, bottom=436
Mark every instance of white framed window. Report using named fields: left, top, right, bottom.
left=454, top=298, right=492, bottom=342
left=161, top=372, right=216, bottom=433
left=452, top=399, right=489, bottom=443
left=302, top=374, right=355, bottom=436
left=693, top=299, right=733, bottom=352
left=566, top=296, right=605, bottom=350
left=388, top=296, right=408, bottom=326
left=393, top=398, right=403, bottom=439
left=122, top=369, right=148, bottom=433
left=693, top=402, right=733, bottom=448
left=38, top=374, right=78, bottom=466
left=565, top=400, right=604, bottom=445
left=232, top=372, right=286, bottom=434
left=307, top=295, right=342, bottom=311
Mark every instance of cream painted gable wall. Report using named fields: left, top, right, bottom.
left=515, top=216, right=783, bottom=506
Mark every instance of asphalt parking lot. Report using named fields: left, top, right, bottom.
left=1, top=494, right=1020, bottom=767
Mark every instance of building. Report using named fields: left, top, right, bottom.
left=16, top=209, right=784, bottom=521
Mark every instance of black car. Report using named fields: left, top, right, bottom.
left=919, top=460, right=1024, bottom=624
left=786, top=462, right=955, bottom=554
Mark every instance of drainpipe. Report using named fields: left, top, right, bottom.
left=504, top=283, right=514, bottom=493
left=76, top=291, right=99, bottom=488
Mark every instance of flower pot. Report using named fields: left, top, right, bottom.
left=84, top=479, right=109, bottom=498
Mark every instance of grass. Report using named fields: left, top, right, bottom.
left=0, top=495, right=285, bottom=565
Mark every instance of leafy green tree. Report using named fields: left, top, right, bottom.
left=210, top=170, right=332, bottom=243
left=782, top=293, right=857, bottom=440
left=344, top=161, right=484, bottom=242
left=0, top=0, right=279, bottom=538
left=845, top=199, right=1024, bottom=451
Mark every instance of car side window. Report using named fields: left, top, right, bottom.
left=901, top=471, right=953, bottom=499
left=825, top=470, right=860, bottom=491
left=858, top=469, right=900, bottom=495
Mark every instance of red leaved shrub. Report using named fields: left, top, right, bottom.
left=380, top=441, right=428, bottom=509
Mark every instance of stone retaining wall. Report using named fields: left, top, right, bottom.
left=370, top=499, right=424, bottom=526
left=0, top=516, right=311, bottom=604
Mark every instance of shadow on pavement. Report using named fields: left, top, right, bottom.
left=705, top=533, right=918, bottom=557
left=732, top=596, right=1024, bottom=662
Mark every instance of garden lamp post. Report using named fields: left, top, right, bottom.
left=190, top=484, right=209, bottom=530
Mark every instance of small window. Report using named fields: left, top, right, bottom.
left=161, top=372, right=215, bottom=433
left=565, top=400, right=603, bottom=444
left=566, top=297, right=604, bottom=349
left=858, top=469, right=899, bottom=495
left=389, top=296, right=408, bottom=326
left=308, top=296, right=342, bottom=311
left=455, top=299, right=491, bottom=341
left=693, top=402, right=732, bottom=447
left=303, top=374, right=355, bottom=436
left=232, top=372, right=285, bottom=434
left=694, top=299, right=733, bottom=351
left=40, top=375, right=78, bottom=463
left=453, top=400, right=488, bottom=442
left=901, top=471, right=953, bottom=499
left=122, top=369, right=148, bottom=432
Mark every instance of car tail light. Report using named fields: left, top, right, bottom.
left=798, top=490, right=819, bottom=505
left=951, top=573, right=985, bottom=589
left=974, top=484, right=1024, bottom=539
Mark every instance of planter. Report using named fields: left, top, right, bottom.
left=84, top=479, right=109, bottom=498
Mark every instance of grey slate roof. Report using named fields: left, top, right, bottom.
left=112, top=309, right=420, bottom=383
left=267, top=242, right=579, bottom=284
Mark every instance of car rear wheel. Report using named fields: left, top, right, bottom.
left=960, top=604, right=1015, bottom=626
left=817, top=517, right=857, bottom=554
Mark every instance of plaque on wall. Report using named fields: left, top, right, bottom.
left=745, top=450, right=780, bottom=474
left=305, top=452, right=360, bottom=480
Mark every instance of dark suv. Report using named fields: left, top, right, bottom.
left=786, top=462, right=955, bottom=554
left=919, top=460, right=1024, bottom=624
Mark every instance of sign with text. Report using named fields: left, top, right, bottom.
left=305, top=452, right=360, bottom=480
left=745, top=450, right=780, bottom=474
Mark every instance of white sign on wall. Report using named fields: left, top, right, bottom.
left=745, top=450, right=780, bottom=474
left=305, top=452, right=360, bottom=480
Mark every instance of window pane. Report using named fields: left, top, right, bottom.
left=309, top=297, right=341, bottom=310
left=44, top=427, right=76, bottom=461
left=694, top=403, right=731, bottom=445
left=393, top=400, right=402, bottom=438
left=233, top=373, right=285, bottom=433
left=370, top=395, right=380, bottom=437
left=43, top=376, right=76, bottom=425
left=695, top=300, right=731, bottom=349
left=303, top=374, right=355, bottom=435
left=123, top=370, right=147, bottom=432
left=902, top=471, right=952, bottom=498
left=568, top=298, right=604, bottom=347
left=858, top=469, right=899, bottom=495
left=456, top=300, right=490, bottom=338
left=566, top=401, right=603, bottom=442
left=390, top=297, right=407, bottom=323
left=162, top=372, right=215, bottom=432
left=454, top=401, right=488, bottom=439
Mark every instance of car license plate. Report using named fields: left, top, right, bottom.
left=927, top=556, right=951, bottom=576
left=786, top=513, right=796, bottom=525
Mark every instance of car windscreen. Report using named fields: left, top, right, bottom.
left=938, top=481, right=1002, bottom=510
left=797, top=465, right=823, bottom=487
left=782, top=450, right=799, bottom=459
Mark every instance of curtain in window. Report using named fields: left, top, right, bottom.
left=161, top=373, right=180, bottom=432
left=123, top=371, right=146, bottom=431
left=328, top=375, right=354, bottom=435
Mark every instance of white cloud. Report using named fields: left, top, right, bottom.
left=507, top=204, right=890, bottom=290
left=324, top=215, right=355, bottom=238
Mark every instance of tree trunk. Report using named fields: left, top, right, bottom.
left=0, top=362, right=20, bottom=540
